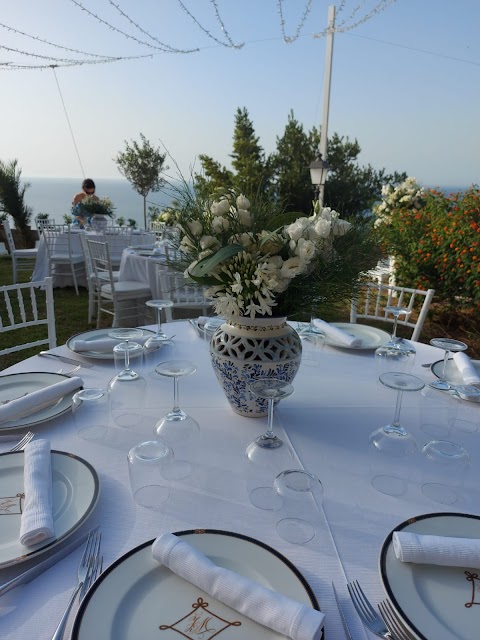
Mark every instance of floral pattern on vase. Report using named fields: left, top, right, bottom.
left=209, top=316, right=302, bottom=417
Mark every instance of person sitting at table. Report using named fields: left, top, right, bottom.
left=72, top=178, right=99, bottom=227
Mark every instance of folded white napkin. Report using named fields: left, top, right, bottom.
left=152, top=533, right=324, bottom=640
left=72, top=335, right=149, bottom=352
left=19, top=439, right=54, bottom=547
left=0, top=376, right=83, bottom=426
left=312, top=319, right=362, bottom=348
left=453, top=352, right=480, bottom=386
left=393, top=531, right=480, bottom=568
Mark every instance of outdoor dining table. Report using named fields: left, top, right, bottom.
left=1, top=321, right=479, bottom=640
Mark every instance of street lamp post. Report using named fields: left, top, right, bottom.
left=309, top=153, right=330, bottom=206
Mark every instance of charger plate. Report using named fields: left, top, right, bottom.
left=324, top=323, right=390, bottom=350
left=72, top=529, right=321, bottom=640
left=0, top=372, right=78, bottom=431
left=66, top=328, right=155, bottom=360
left=380, top=512, right=480, bottom=640
left=0, top=450, right=99, bottom=568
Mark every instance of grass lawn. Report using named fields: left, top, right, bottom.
left=1, top=254, right=480, bottom=369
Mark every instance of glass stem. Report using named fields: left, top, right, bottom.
left=124, top=339, right=131, bottom=371
left=441, top=349, right=450, bottom=381
left=265, top=398, right=275, bottom=439
left=392, top=389, right=403, bottom=426
left=172, top=377, right=180, bottom=412
left=391, top=314, right=399, bottom=340
left=156, top=307, right=163, bottom=336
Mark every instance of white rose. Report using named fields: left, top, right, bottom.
left=280, top=256, right=304, bottom=279
left=314, top=218, right=331, bottom=238
left=187, top=220, right=203, bottom=236
left=211, top=199, right=231, bottom=215
left=295, top=238, right=316, bottom=262
left=199, top=235, right=216, bottom=250
left=237, top=208, right=252, bottom=226
left=239, top=232, right=253, bottom=247
left=285, top=218, right=309, bottom=242
left=236, top=194, right=251, bottom=210
left=332, top=218, right=352, bottom=236
left=212, top=216, right=230, bottom=233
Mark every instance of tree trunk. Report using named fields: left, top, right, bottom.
left=143, top=196, right=147, bottom=230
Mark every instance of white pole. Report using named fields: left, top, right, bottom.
left=318, top=4, right=335, bottom=207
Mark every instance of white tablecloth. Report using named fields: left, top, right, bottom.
left=1, top=325, right=479, bottom=640
left=118, top=249, right=166, bottom=299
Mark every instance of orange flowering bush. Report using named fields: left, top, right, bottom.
left=374, top=184, right=480, bottom=308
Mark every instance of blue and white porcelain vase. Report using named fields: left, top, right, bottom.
left=91, top=214, right=108, bottom=234
left=209, top=316, right=302, bottom=417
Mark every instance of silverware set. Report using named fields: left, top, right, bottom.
left=9, top=431, right=35, bottom=452
left=333, top=579, right=414, bottom=640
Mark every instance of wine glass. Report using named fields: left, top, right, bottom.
left=203, top=317, right=225, bottom=343
left=144, top=300, right=174, bottom=351
left=245, top=378, right=295, bottom=510
left=375, top=306, right=416, bottom=373
left=153, top=360, right=199, bottom=444
left=127, top=440, right=174, bottom=508
left=108, top=328, right=144, bottom=381
left=369, top=372, right=424, bottom=496
left=421, top=440, right=470, bottom=505
left=108, top=328, right=146, bottom=428
left=429, top=338, right=468, bottom=390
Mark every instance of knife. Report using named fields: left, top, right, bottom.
left=38, top=352, right=94, bottom=369
left=332, top=582, right=355, bottom=640
left=0, top=526, right=99, bottom=597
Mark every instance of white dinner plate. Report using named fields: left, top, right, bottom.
left=0, top=450, right=99, bottom=568
left=380, top=512, right=480, bottom=640
left=72, top=529, right=320, bottom=640
left=323, top=323, right=391, bottom=350
left=0, top=372, right=78, bottom=431
left=66, top=328, right=156, bottom=360
left=431, top=358, right=480, bottom=385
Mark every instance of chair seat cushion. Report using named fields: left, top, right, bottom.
left=13, top=249, right=38, bottom=257
left=51, top=253, right=84, bottom=263
left=101, top=280, right=150, bottom=295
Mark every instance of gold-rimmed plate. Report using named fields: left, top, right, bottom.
left=66, top=328, right=155, bottom=360
left=0, top=450, right=99, bottom=568
left=72, top=529, right=321, bottom=640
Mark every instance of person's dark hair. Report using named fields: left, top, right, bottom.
left=82, top=178, right=96, bottom=191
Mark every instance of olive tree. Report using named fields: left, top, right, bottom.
left=114, top=134, right=168, bottom=228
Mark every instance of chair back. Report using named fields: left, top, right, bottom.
left=106, top=226, right=133, bottom=238
left=0, top=277, right=56, bottom=356
left=2, top=219, right=16, bottom=252
left=158, top=267, right=210, bottom=321
left=79, top=232, right=95, bottom=281
left=42, top=224, right=74, bottom=258
left=35, top=217, right=55, bottom=234
left=104, top=227, right=133, bottom=264
left=149, top=221, right=166, bottom=243
left=87, top=239, right=115, bottom=290
left=350, top=282, right=435, bottom=341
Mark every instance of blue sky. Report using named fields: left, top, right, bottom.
left=1, top=0, right=479, bottom=187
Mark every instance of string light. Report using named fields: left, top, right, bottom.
left=210, top=0, right=244, bottom=49
left=313, top=0, right=398, bottom=37
left=277, top=0, right=313, bottom=44
left=69, top=0, right=199, bottom=53
left=175, top=0, right=243, bottom=49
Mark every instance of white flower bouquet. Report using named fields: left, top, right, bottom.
left=374, top=177, right=426, bottom=228
left=168, top=186, right=380, bottom=321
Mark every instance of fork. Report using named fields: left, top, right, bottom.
left=347, top=580, right=393, bottom=638
left=50, top=529, right=102, bottom=640
left=379, top=600, right=415, bottom=640
left=9, top=431, right=34, bottom=452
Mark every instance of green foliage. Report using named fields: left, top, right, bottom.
left=374, top=185, right=480, bottom=307
left=0, top=159, right=33, bottom=235
left=36, top=212, right=49, bottom=220
left=63, top=214, right=73, bottom=224
left=114, top=133, right=168, bottom=228
left=116, top=216, right=125, bottom=227
left=127, top=218, right=137, bottom=228
left=77, top=196, right=115, bottom=218
left=194, top=108, right=406, bottom=220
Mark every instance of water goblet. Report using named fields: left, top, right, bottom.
left=153, top=360, right=199, bottom=445
left=274, top=469, right=323, bottom=544
left=245, top=378, right=295, bottom=510
left=421, top=440, right=470, bottom=505
left=144, top=300, right=174, bottom=351
left=203, top=317, right=225, bottom=343
left=369, top=372, right=425, bottom=496
left=375, top=306, right=416, bottom=374
left=429, top=338, right=468, bottom=390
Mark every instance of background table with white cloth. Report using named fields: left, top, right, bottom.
left=32, top=230, right=155, bottom=287
left=1, top=323, right=479, bottom=640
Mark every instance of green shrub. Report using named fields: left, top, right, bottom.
left=374, top=181, right=480, bottom=308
